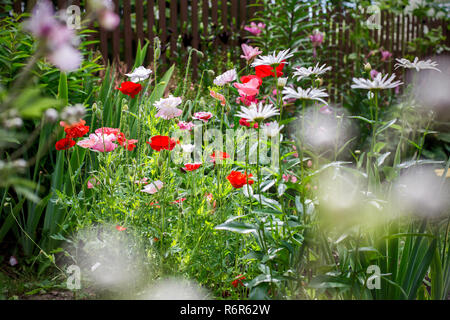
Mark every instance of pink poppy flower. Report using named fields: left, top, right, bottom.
left=233, top=78, right=260, bottom=96
left=141, top=180, right=163, bottom=194
left=237, top=94, right=258, bottom=106
left=116, top=225, right=127, bottom=231
left=193, top=112, right=213, bottom=122
left=213, top=69, right=237, bottom=86
left=87, top=177, right=100, bottom=189
left=77, top=133, right=119, bottom=152
left=155, top=95, right=183, bottom=120
left=241, top=43, right=262, bottom=62
left=210, top=90, right=226, bottom=106
left=178, top=121, right=195, bottom=131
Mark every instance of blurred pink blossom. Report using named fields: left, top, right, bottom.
left=24, top=0, right=57, bottom=38
left=99, top=10, right=120, bottom=30
left=380, top=50, right=392, bottom=62
left=370, top=69, right=380, bottom=79
left=244, top=22, right=265, bottom=36
left=48, top=45, right=83, bottom=72
left=310, top=30, right=324, bottom=58
left=282, top=174, right=298, bottom=183
left=25, top=0, right=82, bottom=72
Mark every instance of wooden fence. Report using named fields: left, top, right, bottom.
left=7, top=0, right=262, bottom=76
left=6, top=1, right=450, bottom=84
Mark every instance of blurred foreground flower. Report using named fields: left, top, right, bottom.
left=395, top=57, right=440, bottom=72
left=25, top=0, right=82, bottom=72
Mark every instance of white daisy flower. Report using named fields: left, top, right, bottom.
left=351, top=73, right=403, bottom=90
left=213, top=69, right=237, bottom=86
left=394, top=57, right=441, bottom=72
left=235, top=102, right=279, bottom=123
left=251, top=49, right=294, bottom=67
left=262, top=121, right=284, bottom=138
left=282, top=86, right=328, bottom=105
left=293, top=63, right=332, bottom=81
left=155, top=95, right=183, bottom=119
left=125, top=66, right=152, bottom=82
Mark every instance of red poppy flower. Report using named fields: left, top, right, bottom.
left=115, top=225, right=127, bottom=231
left=149, top=201, right=161, bottom=208
left=240, top=75, right=262, bottom=88
left=231, top=274, right=246, bottom=288
left=172, top=197, right=187, bottom=204
left=255, top=62, right=285, bottom=78
left=124, top=139, right=138, bottom=151
left=146, top=135, right=178, bottom=151
left=239, top=118, right=258, bottom=129
left=183, top=163, right=202, bottom=171
left=210, top=151, right=230, bottom=162
left=116, top=81, right=142, bottom=98
left=63, top=119, right=89, bottom=138
left=55, top=137, right=76, bottom=150
left=115, top=132, right=127, bottom=146
left=227, top=171, right=254, bottom=189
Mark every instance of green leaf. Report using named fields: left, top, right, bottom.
left=376, top=119, right=397, bottom=135
left=215, top=216, right=256, bottom=234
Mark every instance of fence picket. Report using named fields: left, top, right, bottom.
left=9, top=1, right=446, bottom=81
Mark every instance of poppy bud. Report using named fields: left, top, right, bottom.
left=154, top=47, right=161, bottom=60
